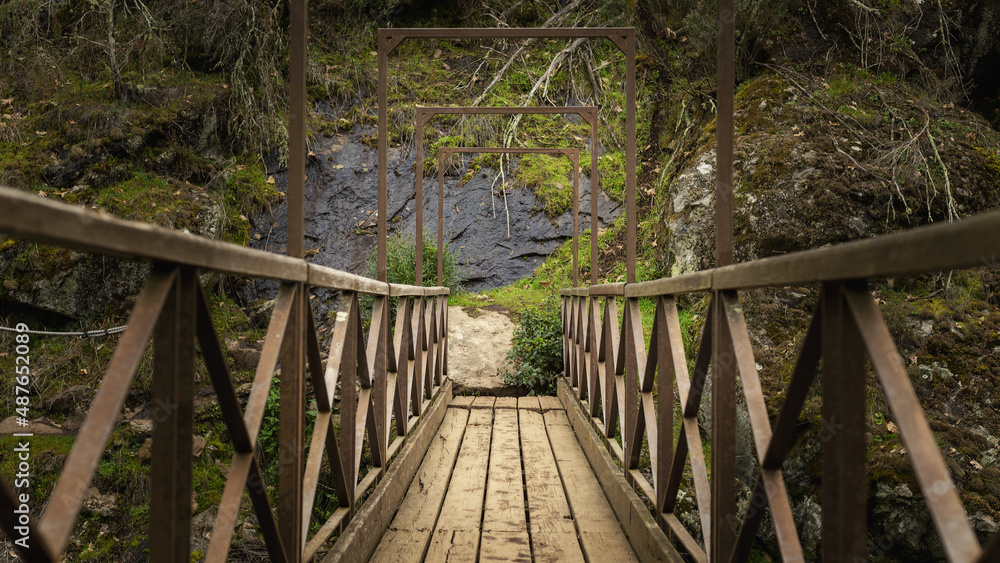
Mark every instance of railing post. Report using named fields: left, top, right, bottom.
left=822, top=282, right=867, bottom=560
left=150, top=265, right=195, bottom=562
left=415, top=112, right=425, bottom=287
left=587, top=295, right=600, bottom=417
left=711, top=293, right=736, bottom=561
left=654, top=296, right=673, bottom=515
left=279, top=284, right=305, bottom=562
left=371, top=296, right=388, bottom=466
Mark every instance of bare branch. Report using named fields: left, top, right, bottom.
left=473, top=0, right=584, bottom=106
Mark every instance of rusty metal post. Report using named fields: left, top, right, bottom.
left=438, top=146, right=445, bottom=286
left=571, top=149, right=580, bottom=287
left=415, top=111, right=426, bottom=287
left=625, top=32, right=636, bottom=283
left=281, top=3, right=307, bottom=559
left=590, top=113, right=599, bottom=286
left=716, top=0, right=735, bottom=269
left=288, top=0, right=307, bottom=260
left=822, top=283, right=867, bottom=561
left=710, top=4, right=736, bottom=561
left=150, top=265, right=195, bottom=562
left=711, top=294, right=736, bottom=561
left=377, top=31, right=390, bottom=282
left=279, top=284, right=305, bottom=562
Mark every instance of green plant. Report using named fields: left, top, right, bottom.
left=502, top=296, right=563, bottom=395
left=366, top=229, right=464, bottom=291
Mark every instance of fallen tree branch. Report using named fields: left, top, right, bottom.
left=472, top=0, right=584, bottom=106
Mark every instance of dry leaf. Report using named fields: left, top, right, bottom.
left=887, top=421, right=898, bottom=433
left=267, top=176, right=275, bottom=184
left=433, top=49, right=442, bottom=58
left=37, top=190, right=46, bottom=197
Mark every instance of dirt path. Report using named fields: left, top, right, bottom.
left=446, top=305, right=517, bottom=396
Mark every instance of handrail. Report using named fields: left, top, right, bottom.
left=0, top=186, right=449, bottom=562
left=563, top=208, right=1000, bottom=298
left=560, top=209, right=1000, bottom=562
left=0, top=187, right=450, bottom=297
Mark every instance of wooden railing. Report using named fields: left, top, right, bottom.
left=0, top=187, right=449, bottom=562
left=560, top=210, right=1000, bottom=563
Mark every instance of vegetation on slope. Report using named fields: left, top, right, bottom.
left=1, top=0, right=999, bottom=560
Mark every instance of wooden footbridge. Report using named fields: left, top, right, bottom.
left=2, top=12, right=1000, bottom=563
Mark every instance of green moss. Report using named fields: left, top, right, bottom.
left=220, top=164, right=282, bottom=244
left=514, top=153, right=574, bottom=216
left=595, top=151, right=628, bottom=203
left=974, top=146, right=1000, bottom=174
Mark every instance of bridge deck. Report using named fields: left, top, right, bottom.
left=370, top=396, right=639, bottom=563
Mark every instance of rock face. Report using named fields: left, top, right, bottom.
left=659, top=73, right=1000, bottom=277
left=0, top=184, right=222, bottom=319
left=660, top=72, right=1000, bottom=560
left=663, top=149, right=718, bottom=276
left=0, top=251, right=150, bottom=319
left=249, top=125, right=620, bottom=291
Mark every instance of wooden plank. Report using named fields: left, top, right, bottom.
left=371, top=408, right=469, bottom=563
left=471, top=396, right=496, bottom=409
left=625, top=271, right=713, bottom=297
left=389, top=285, right=450, bottom=297
left=480, top=408, right=531, bottom=561
left=544, top=409, right=637, bottom=562
left=495, top=396, right=517, bottom=409
left=425, top=409, right=493, bottom=562
left=307, top=264, right=389, bottom=295
left=520, top=409, right=585, bottom=563
left=556, top=379, right=684, bottom=563
left=426, top=530, right=480, bottom=562
left=537, top=396, right=563, bottom=411
left=321, top=381, right=452, bottom=563
left=517, top=396, right=540, bottom=411
left=450, top=396, right=474, bottom=409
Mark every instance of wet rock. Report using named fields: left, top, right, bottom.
left=0, top=251, right=150, bottom=319
left=247, top=125, right=620, bottom=316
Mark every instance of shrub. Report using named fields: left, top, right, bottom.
left=502, top=296, right=563, bottom=395
left=367, top=228, right=464, bottom=291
